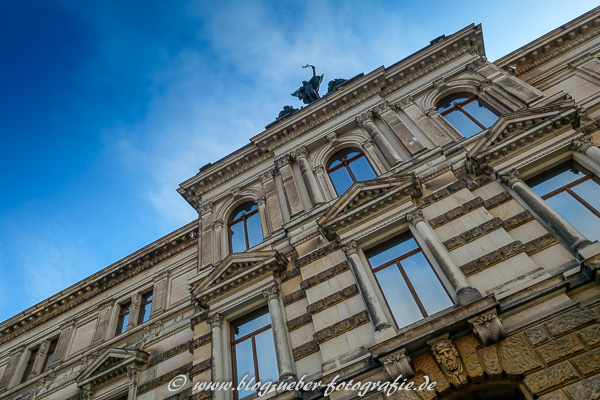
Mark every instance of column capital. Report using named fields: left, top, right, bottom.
left=260, top=168, right=276, bottom=183
left=262, top=285, right=279, bottom=301
left=381, top=348, right=414, bottom=380
left=275, top=154, right=293, bottom=168
left=361, top=139, right=374, bottom=149
left=291, top=146, right=308, bottom=161
left=424, top=107, right=438, bottom=117
left=356, top=110, right=375, bottom=127
left=211, top=219, right=224, bottom=230
left=406, top=208, right=425, bottom=225
left=373, top=101, right=391, bottom=115
left=200, top=201, right=214, bottom=214
left=256, top=196, right=267, bottom=206
left=392, top=95, right=414, bottom=111
left=572, top=135, right=594, bottom=153
left=208, top=313, right=223, bottom=329
left=127, top=366, right=138, bottom=384
left=313, top=165, right=325, bottom=174
left=499, top=169, right=522, bottom=188
left=342, top=240, right=359, bottom=256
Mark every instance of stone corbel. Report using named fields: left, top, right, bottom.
left=231, top=186, right=242, bottom=199
left=429, top=336, right=467, bottom=387
left=468, top=311, right=507, bottom=346
left=466, top=56, right=487, bottom=74
left=432, top=78, right=445, bottom=91
left=326, top=132, right=339, bottom=147
left=200, top=201, right=214, bottom=215
left=380, top=348, right=414, bottom=380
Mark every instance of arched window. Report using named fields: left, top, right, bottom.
left=326, top=148, right=376, bottom=195
left=437, top=93, right=499, bottom=138
left=228, top=202, right=263, bottom=253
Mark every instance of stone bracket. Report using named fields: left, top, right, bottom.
left=379, top=348, right=415, bottom=380
left=468, top=310, right=507, bottom=346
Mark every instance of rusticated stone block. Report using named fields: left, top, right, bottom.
left=292, top=340, right=319, bottom=360
left=483, top=191, right=512, bottom=209
left=463, top=197, right=484, bottom=212
left=323, top=291, right=344, bottom=308
left=189, top=358, right=212, bottom=377
left=538, top=390, right=569, bottom=400
left=525, top=326, right=551, bottom=346
left=444, top=236, right=464, bottom=251
left=341, top=284, right=359, bottom=298
left=544, top=307, right=597, bottom=337
left=351, top=310, right=370, bottom=326
left=454, top=335, right=484, bottom=382
left=431, top=187, right=450, bottom=201
left=295, top=241, right=340, bottom=267
left=500, top=334, right=542, bottom=377
left=577, top=324, right=600, bottom=347
left=479, top=250, right=504, bottom=268
left=312, top=311, right=369, bottom=344
left=418, top=196, right=433, bottom=207
left=536, top=334, right=585, bottom=364
left=524, top=361, right=579, bottom=395
left=300, top=276, right=318, bottom=290
left=503, top=210, right=534, bottom=231
left=288, top=313, right=313, bottom=331
left=281, top=267, right=301, bottom=282
left=313, top=327, right=334, bottom=344
left=461, top=259, right=482, bottom=276
left=333, top=318, right=352, bottom=336
left=481, top=345, right=502, bottom=379
left=481, top=217, right=503, bottom=233
left=564, top=374, right=600, bottom=399
left=525, top=233, right=558, bottom=255
left=306, top=300, right=325, bottom=314
left=499, top=241, right=525, bottom=259
left=317, top=267, right=335, bottom=282
left=572, top=348, right=600, bottom=376
left=283, top=289, right=306, bottom=306
left=475, top=175, right=493, bottom=187
left=461, top=226, right=483, bottom=242
left=447, top=180, right=467, bottom=193
left=429, top=215, right=448, bottom=229
left=333, top=261, right=350, bottom=274
left=444, top=205, right=466, bottom=221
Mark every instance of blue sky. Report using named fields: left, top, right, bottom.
left=0, top=1, right=597, bottom=322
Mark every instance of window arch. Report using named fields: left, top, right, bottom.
left=326, top=148, right=376, bottom=195
left=437, top=93, right=499, bottom=138
left=228, top=202, right=263, bottom=253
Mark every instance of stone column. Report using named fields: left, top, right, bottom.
left=260, top=169, right=285, bottom=231
left=573, top=135, right=600, bottom=167
left=500, top=170, right=590, bottom=251
left=291, top=146, right=324, bottom=207
left=342, top=242, right=393, bottom=334
left=150, top=271, right=168, bottom=318
left=356, top=111, right=403, bottom=167
left=313, top=165, right=335, bottom=201
left=275, top=155, right=304, bottom=218
left=127, top=367, right=139, bottom=399
left=0, top=346, right=24, bottom=390
left=407, top=209, right=481, bottom=305
left=208, top=314, right=225, bottom=400
left=200, top=202, right=215, bottom=268
left=257, top=197, right=271, bottom=237
left=263, top=286, right=295, bottom=380
left=361, top=139, right=388, bottom=173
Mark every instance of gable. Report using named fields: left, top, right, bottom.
left=77, top=347, right=150, bottom=388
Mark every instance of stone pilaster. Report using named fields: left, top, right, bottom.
left=127, top=293, right=142, bottom=330
left=291, top=146, right=324, bottom=207
left=150, top=271, right=168, bottom=318
left=208, top=313, right=224, bottom=400
left=200, top=201, right=215, bottom=268
left=51, top=319, right=76, bottom=366
left=260, top=169, right=285, bottom=231
left=263, top=285, right=295, bottom=380
left=374, top=101, right=425, bottom=155
left=394, top=97, right=456, bottom=146
left=0, top=346, right=24, bottom=390
left=357, top=111, right=403, bottom=167
left=313, top=165, right=335, bottom=201
left=92, top=299, right=115, bottom=344
left=276, top=155, right=304, bottom=218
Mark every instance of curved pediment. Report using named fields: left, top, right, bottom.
left=77, top=347, right=149, bottom=388
left=317, top=174, right=420, bottom=240
left=467, top=101, right=580, bottom=170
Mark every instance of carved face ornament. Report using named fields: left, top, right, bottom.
left=434, top=342, right=460, bottom=372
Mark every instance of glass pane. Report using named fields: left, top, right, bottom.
left=328, top=148, right=361, bottom=169
left=349, top=156, right=376, bottom=182
left=329, top=168, right=354, bottom=194
left=139, top=304, right=151, bottom=324
left=546, top=192, right=600, bottom=242
left=400, top=252, right=452, bottom=314
left=234, top=339, right=256, bottom=399
left=255, top=329, right=278, bottom=384
left=572, top=179, right=600, bottom=212
left=437, top=93, right=472, bottom=113
left=245, top=213, right=263, bottom=249
left=233, top=308, right=270, bottom=339
left=462, top=99, right=498, bottom=128
left=529, top=165, right=584, bottom=196
left=367, top=234, right=418, bottom=269
left=443, top=110, right=482, bottom=138
left=375, top=266, right=423, bottom=327
left=231, top=203, right=258, bottom=221
left=230, top=221, right=247, bottom=252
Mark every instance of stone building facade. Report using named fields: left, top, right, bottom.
left=2, top=7, right=600, bottom=400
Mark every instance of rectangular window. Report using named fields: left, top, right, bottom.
left=366, top=233, right=453, bottom=328
left=231, top=307, right=278, bottom=400
left=115, top=302, right=131, bottom=335
left=137, top=291, right=153, bottom=324
left=42, top=339, right=58, bottom=372
left=527, top=162, right=600, bottom=242
left=21, top=347, right=39, bottom=383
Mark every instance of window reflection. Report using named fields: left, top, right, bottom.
left=138, top=291, right=153, bottom=324
left=528, top=163, right=600, bottom=241
left=327, top=148, right=376, bottom=195
left=366, top=233, right=452, bottom=328
left=228, top=202, right=263, bottom=253
left=437, top=93, right=499, bottom=138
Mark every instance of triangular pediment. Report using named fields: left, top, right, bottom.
left=190, top=251, right=288, bottom=304
left=467, top=101, right=579, bottom=166
left=77, top=347, right=149, bottom=388
left=317, top=174, right=420, bottom=239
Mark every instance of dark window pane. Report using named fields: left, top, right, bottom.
left=255, top=329, right=278, bottom=384
left=234, top=339, right=255, bottom=398
left=42, top=339, right=58, bottom=372
left=437, top=93, right=472, bottom=112
left=330, top=168, right=354, bottom=194
left=546, top=192, right=600, bottom=241
left=572, top=179, right=600, bottom=212
left=367, top=235, right=418, bottom=269
left=400, top=252, right=452, bottom=314
left=233, top=308, right=270, bottom=339
left=443, top=110, right=481, bottom=138
left=21, top=348, right=39, bottom=383
left=245, top=213, right=263, bottom=249
left=529, top=165, right=583, bottom=196
left=139, top=304, right=151, bottom=324
left=350, top=156, right=376, bottom=182
left=230, top=222, right=247, bottom=253
left=375, top=267, right=423, bottom=327
left=462, top=99, right=498, bottom=127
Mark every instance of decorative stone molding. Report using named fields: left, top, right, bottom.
left=256, top=196, right=267, bottom=206
left=477, top=79, right=493, bottom=92
left=468, top=311, right=508, bottom=346
left=430, top=337, right=468, bottom=386
left=291, top=146, right=309, bottom=160
left=406, top=208, right=425, bottom=225
left=499, top=168, right=520, bottom=187
left=342, top=240, right=359, bottom=256
left=207, top=313, right=223, bottom=329
left=275, top=154, right=293, bottom=168
left=381, top=348, right=415, bottom=380
left=361, top=138, right=374, bottom=149
left=126, top=366, right=138, bottom=384
left=356, top=110, right=375, bottom=127
left=392, top=96, right=414, bottom=111
left=260, top=168, right=276, bottom=182
left=572, top=135, right=594, bottom=153
left=373, top=101, right=391, bottom=115
left=466, top=56, right=487, bottom=73
left=230, top=186, right=242, bottom=199
left=262, top=285, right=279, bottom=301
left=424, top=107, right=438, bottom=117
left=326, top=132, right=339, bottom=146
left=313, top=165, right=325, bottom=175
left=200, top=201, right=214, bottom=214
left=211, top=219, right=224, bottom=230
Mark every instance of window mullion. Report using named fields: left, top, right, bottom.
left=566, top=188, right=600, bottom=218
left=396, top=262, right=428, bottom=317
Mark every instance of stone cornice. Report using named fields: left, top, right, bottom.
left=495, top=7, right=600, bottom=76
left=0, top=221, right=198, bottom=345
